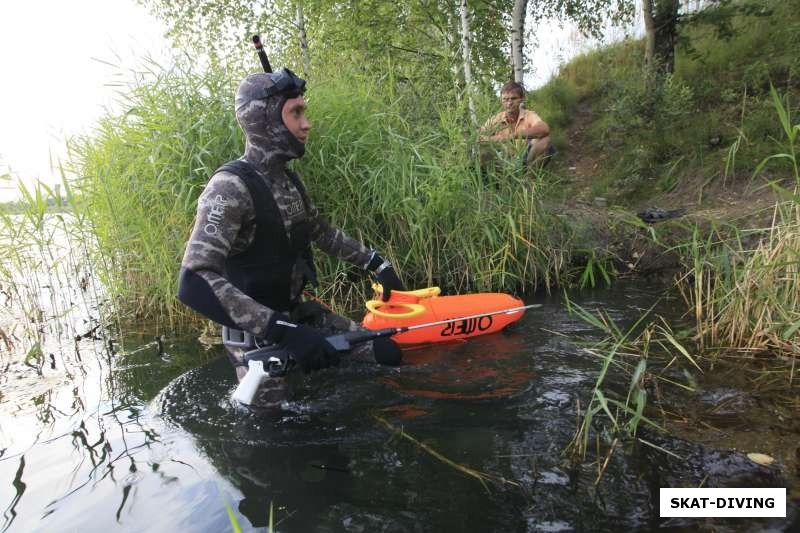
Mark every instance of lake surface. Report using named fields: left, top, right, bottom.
left=1, top=281, right=797, bottom=532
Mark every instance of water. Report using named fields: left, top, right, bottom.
left=1, top=282, right=797, bottom=532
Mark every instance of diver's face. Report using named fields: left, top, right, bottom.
left=281, top=96, right=311, bottom=143
left=501, top=91, right=523, bottom=114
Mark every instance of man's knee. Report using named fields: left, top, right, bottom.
left=527, top=136, right=552, bottom=159
left=525, top=137, right=555, bottom=171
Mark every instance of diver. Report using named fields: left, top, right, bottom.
left=177, top=67, right=405, bottom=383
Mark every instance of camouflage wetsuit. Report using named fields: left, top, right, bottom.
left=178, top=72, right=391, bottom=379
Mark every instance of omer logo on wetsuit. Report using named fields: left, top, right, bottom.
left=177, top=68, right=405, bottom=376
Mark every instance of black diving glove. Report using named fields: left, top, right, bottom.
left=263, top=314, right=340, bottom=373
left=367, top=253, right=405, bottom=302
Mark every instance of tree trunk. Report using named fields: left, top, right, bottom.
left=295, top=0, right=311, bottom=77
left=510, top=0, right=528, bottom=84
left=641, top=0, right=679, bottom=76
left=654, top=0, right=679, bottom=75
left=642, top=0, right=656, bottom=68
left=459, top=0, right=476, bottom=123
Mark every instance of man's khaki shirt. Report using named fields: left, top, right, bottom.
left=480, top=108, right=545, bottom=157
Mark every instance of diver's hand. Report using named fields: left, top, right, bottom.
left=368, top=253, right=405, bottom=301
left=264, top=314, right=340, bottom=373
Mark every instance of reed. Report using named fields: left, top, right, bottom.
left=66, top=58, right=244, bottom=327
left=564, top=298, right=700, bottom=467
left=0, top=178, right=96, bottom=365
left=301, top=68, right=572, bottom=298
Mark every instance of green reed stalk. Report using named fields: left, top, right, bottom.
left=564, top=300, right=703, bottom=463
left=0, top=178, right=95, bottom=366
left=67, top=59, right=243, bottom=327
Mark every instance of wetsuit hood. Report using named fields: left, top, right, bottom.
left=235, top=70, right=307, bottom=170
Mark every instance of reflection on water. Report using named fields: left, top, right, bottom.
left=1, top=282, right=798, bottom=532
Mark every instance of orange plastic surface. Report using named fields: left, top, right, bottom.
left=361, top=291, right=525, bottom=345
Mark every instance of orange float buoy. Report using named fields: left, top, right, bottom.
left=362, top=286, right=526, bottom=345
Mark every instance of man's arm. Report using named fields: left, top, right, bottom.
left=306, top=200, right=374, bottom=269
left=177, top=171, right=278, bottom=337
left=514, top=110, right=550, bottom=140
left=478, top=112, right=505, bottom=142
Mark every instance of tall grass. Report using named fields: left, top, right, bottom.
left=66, top=58, right=573, bottom=325
left=677, top=87, right=800, bottom=368
left=302, top=70, right=571, bottom=304
left=67, top=58, right=243, bottom=326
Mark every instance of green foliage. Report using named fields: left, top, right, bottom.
left=672, top=87, right=799, bottom=361
left=67, top=59, right=243, bottom=323
left=299, top=67, right=572, bottom=302
left=530, top=1, right=636, bottom=40
left=139, top=0, right=638, bottom=96
left=140, top=0, right=513, bottom=91
left=541, top=0, right=800, bottom=200
left=311, top=0, right=511, bottom=88
left=678, top=0, right=799, bottom=95
left=66, top=57, right=573, bottom=323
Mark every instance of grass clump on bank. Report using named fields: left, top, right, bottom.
left=677, top=88, right=799, bottom=365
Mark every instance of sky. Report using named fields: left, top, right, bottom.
left=0, top=0, right=171, bottom=200
left=0, top=1, right=639, bottom=202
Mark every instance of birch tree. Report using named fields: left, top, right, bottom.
left=642, top=0, right=656, bottom=68
left=295, top=0, right=311, bottom=76
left=459, top=0, right=476, bottom=122
left=510, top=0, right=528, bottom=83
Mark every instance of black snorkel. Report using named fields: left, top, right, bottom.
left=252, top=35, right=272, bottom=73
left=248, top=35, right=306, bottom=99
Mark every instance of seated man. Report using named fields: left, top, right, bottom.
left=478, top=81, right=553, bottom=174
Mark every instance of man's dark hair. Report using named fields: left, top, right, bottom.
left=500, top=81, right=525, bottom=98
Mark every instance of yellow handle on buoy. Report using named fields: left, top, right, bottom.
left=371, top=284, right=441, bottom=299
left=366, top=285, right=441, bottom=319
